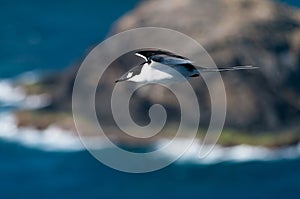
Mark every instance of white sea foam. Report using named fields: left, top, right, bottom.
left=156, top=138, right=300, bottom=164
left=0, top=111, right=299, bottom=161
left=0, top=80, right=26, bottom=106
left=0, top=112, right=85, bottom=151
left=0, top=79, right=51, bottom=109
left=0, top=112, right=112, bottom=151
left=0, top=77, right=107, bottom=152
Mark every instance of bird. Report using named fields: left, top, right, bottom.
left=115, top=49, right=258, bottom=84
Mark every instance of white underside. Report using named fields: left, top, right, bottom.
left=129, top=61, right=199, bottom=84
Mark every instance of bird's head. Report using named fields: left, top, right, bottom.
left=115, top=71, right=135, bottom=83
left=115, top=64, right=144, bottom=83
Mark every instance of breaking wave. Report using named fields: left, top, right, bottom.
left=0, top=76, right=51, bottom=109
left=1, top=110, right=299, bottom=162
left=157, top=139, right=300, bottom=164
left=0, top=112, right=84, bottom=151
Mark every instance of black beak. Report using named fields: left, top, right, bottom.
left=115, top=75, right=129, bottom=83
left=115, top=78, right=127, bottom=83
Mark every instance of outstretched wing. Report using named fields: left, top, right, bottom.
left=150, top=54, right=193, bottom=65
left=135, top=49, right=192, bottom=65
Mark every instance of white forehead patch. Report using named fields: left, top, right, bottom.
left=135, top=53, right=148, bottom=62
left=126, top=72, right=133, bottom=78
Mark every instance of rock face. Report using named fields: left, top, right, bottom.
left=43, top=0, right=300, bottom=131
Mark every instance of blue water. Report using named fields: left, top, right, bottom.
left=0, top=0, right=138, bottom=77
left=1, top=140, right=300, bottom=199
left=279, top=0, right=300, bottom=7
left=1, top=0, right=300, bottom=198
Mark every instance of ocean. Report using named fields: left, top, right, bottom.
left=1, top=140, right=300, bottom=198
left=1, top=0, right=300, bottom=198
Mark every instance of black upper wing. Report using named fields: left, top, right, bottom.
left=135, top=49, right=192, bottom=65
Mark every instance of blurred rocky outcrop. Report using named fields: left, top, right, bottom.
left=33, top=0, right=300, bottom=131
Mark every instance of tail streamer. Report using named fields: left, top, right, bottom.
left=198, top=65, right=258, bottom=72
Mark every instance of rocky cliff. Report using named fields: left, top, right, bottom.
left=23, top=0, right=300, bottom=132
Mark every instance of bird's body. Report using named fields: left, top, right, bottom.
left=115, top=49, right=257, bottom=84
left=127, top=61, right=199, bottom=84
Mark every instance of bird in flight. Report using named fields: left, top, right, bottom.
left=115, top=49, right=257, bottom=84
